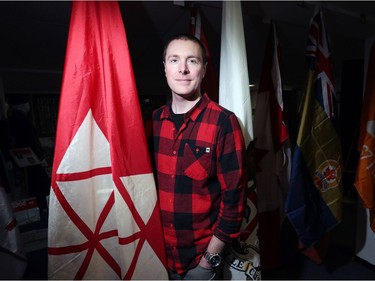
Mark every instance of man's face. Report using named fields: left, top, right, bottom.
left=164, top=39, right=206, bottom=98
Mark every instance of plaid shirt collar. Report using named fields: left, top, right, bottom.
left=160, top=93, right=210, bottom=122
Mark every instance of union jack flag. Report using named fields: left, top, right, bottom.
left=306, top=10, right=337, bottom=121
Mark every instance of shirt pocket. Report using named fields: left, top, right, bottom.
left=183, top=143, right=212, bottom=181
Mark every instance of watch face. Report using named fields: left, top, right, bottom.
left=211, top=256, right=221, bottom=266
left=208, top=253, right=222, bottom=267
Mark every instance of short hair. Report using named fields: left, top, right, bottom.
left=162, top=33, right=207, bottom=64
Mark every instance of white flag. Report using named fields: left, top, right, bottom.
left=219, top=2, right=260, bottom=280
left=219, top=1, right=253, bottom=147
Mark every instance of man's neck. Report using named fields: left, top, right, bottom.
left=171, top=93, right=202, bottom=114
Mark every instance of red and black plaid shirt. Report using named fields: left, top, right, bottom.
left=152, top=94, right=247, bottom=274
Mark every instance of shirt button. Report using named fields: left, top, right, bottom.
left=173, top=150, right=176, bottom=155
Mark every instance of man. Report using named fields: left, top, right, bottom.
left=151, top=34, right=247, bottom=280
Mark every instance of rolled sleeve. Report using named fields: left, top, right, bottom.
left=214, top=113, right=247, bottom=242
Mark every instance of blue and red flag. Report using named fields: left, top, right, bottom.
left=285, top=9, right=343, bottom=253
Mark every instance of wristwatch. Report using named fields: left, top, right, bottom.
left=204, top=251, right=222, bottom=268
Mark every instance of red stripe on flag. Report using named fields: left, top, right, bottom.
left=51, top=183, right=122, bottom=278
left=55, top=167, right=112, bottom=181
left=5, top=218, right=17, bottom=231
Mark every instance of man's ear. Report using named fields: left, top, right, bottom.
left=203, top=62, right=208, bottom=78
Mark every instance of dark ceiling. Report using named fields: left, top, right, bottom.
left=1, top=1, right=375, bottom=99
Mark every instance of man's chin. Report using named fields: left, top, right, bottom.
left=173, top=91, right=201, bottom=100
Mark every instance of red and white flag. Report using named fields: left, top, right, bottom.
left=189, top=6, right=219, bottom=103
left=48, top=2, right=167, bottom=279
left=253, top=23, right=290, bottom=269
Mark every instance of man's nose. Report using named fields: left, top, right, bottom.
left=179, top=62, right=190, bottom=74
